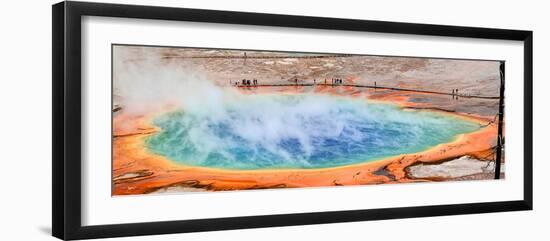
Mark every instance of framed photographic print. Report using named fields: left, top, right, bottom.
left=52, top=1, right=533, bottom=240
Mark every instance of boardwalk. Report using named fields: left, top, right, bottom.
left=235, top=83, right=501, bottom=100
left=161, top=54, right=357, bottom=60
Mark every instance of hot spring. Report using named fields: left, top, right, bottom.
left=145, top=94, right=481, bottom=170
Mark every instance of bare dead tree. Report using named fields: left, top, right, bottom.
left=495, top=61, right=505, bottom=179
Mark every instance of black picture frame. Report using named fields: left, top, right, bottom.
left=52, top=1, right=533, bottom=240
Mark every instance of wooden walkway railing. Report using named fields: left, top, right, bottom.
left=235, top=83, right=500, bottom=100
left=161, top=54, right=356, bottom=59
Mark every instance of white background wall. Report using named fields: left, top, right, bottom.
left=0, top=0, right=546, bottom=240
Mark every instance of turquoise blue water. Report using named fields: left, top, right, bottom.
left=146, top=94, right=480, bottom=170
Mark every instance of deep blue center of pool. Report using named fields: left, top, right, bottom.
left=146, top=94, right=480, bottom=170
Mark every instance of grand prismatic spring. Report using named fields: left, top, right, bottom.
left=146, top=95, right=480, bottom=170
left=112, top=45, right=504, bottom=195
